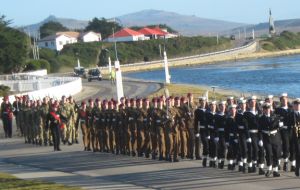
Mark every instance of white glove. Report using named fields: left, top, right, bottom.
left=234, top=139, right=239, bottom=144
left=214, top=137, right=219, bottom=142
left=279, top=122, right=283, bottom=127
left=258, top=140, right=263, bottom=147
left=246, top=138, right=252, bottom=143
left=226, top=142, right=229, bottom=147
left=195, top=133, right=200, bottom=137
left=206, top=136, right=210, bottom=140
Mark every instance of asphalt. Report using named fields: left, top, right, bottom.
left=0, top=79, right=300, bottom=190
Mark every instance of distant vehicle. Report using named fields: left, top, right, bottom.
left=73, top=67, right=87, bottom=78
left=230, top=35, right=236, bottom=40
left=87, top=68, right=102, bottom=82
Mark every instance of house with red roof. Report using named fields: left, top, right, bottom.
left=138, top=27, right=179, bottom=39
left=105, top=28, right=147, bottom=42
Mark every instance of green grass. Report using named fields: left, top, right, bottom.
left=261, top=31, right=300, bottom=51
left=0, top=172, right=81, bottom=190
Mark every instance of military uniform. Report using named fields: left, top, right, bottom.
left=195, top=106, right=208, bottom=165
left=1, top=99, right=13, bottom=138
left=77, top=103, right=89, bottom=150
left=206, top=110, right=217, bottom=167
left=40, top=102, right=50, bottom=145
left=225, top=113, right=239, bottom=170
left=92, top=104, right=101, bottom=152
left=152, top=106, right=166, bottom=160
left=12, top=98, right=23, bottom=136
left=136, top=106, right=148, bottom=157
left=215, top=110, right=227, bottom=169
left=46, top=105, right=62, bottom=151
left=23, top=103, right=33, bottom=143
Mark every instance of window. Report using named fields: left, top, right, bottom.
left=45, top=42, right=48, bottom=47
left=51, top=42, right=54, bottom=46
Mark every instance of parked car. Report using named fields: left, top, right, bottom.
left=87, top=68, right=102, bottom=82
left=73, top=67, right=87, bottom=78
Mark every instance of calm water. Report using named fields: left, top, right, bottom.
left=125, top=54, right=300, bottom=97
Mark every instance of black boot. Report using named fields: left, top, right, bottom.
left=228, top=164, right=232, bottom=170
left=259, top=168, right=265, bottom=175
left=209, top=160, right=213, bottom=167
left=283, top=162, right=288, bottom=172
left=265, top=170, right=272, bottom=177
left=243, top=164, right=247, bottom=173
left=273, top=171, right=281, bottom=177
left=295, top=168, right=299, bottom=177
left=202, top=158, right=207, bottom=167
left=248, top=167, right=253, bottom=173
left=232, top=163, right=236, bottom=171
left=252, top=164, right=257, bottom=173
left=196, top=156, right=202, bottom=160
left=238, top=165, right=243, bottom=172
left=291, top=165, right=296, bottom=172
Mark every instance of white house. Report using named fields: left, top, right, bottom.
left=38, top=32, right=79, bottom=51
left=79, top=31, right=101, bottom=42
left=38, top=31, right=101, bottom=51
left=105, top=28, right=147, bottom=42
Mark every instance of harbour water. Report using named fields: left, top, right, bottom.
left=125, top=54, right=300, bottom=98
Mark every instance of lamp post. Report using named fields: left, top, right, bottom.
left=104, top=49, right=112, bottom=74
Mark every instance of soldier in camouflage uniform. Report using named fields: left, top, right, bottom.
left=150, top=98, right=158, bottom=159
left=152, top=98, right=166, bottom=160
left=92, top=98, right=101, bottom=152
left=59, top=96, right=69, bottom=144
left=116, top=103, right=125, bottom=155
left=40, top=97, right=51, bottom=145
left=67, top=96, right=76, bottom=144
left=34, top=100, right=44, bottom=145
left=23, top=100, right=33, bottom=143
left=128, top=98, right=138, bottom=156
left=12, top=97, right=22, bottom=136
left=77, top=101, right=89, bottom=151
left=178, top=97, right=188, bottom=159
left=136, top=98, right=146, bottom=157
left=141, top=98, right=151, bottom=158
left=109, top=100, right=117, bottom=153
left=86, top=99, right=94, bottom=150
left=186, top=93, right=195, bottom=159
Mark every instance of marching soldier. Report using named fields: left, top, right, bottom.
left=109, top=100, right=117, bottom=154
left=1, top=96, right=13, bottom=138
left=136, top=98, right=146, bottom=157
left=207, top=101, right=217, bottom=167
left=244, top=96, right=261, bottom=173
left=41, top=97, right=51, bottom=145
left=194, top=96, right=208, bottom=166
left=102, top=100, right=110, bottom=152
left=23, top=100, right=33, bottom=143
left=290, top=98, right=300, bottom=177
left=225, top=104, right=239, bottom=170
left=12, top=97, right=22, bottom=136
left=179, top=97, right=188, bottom=159
left=128, top=98, right=138, bottom=156
left=67, top=96, right=76, bottom=145
left=259, top=103, right=281, bottom=177
left=150, top=98, right=158, bottom=159
left=92, top=98, right=101, bottom=152
left=119, top=102, right=128, bottom=155
left=77, top=101, right=89, bottom=151
left=215, top=101, right=227, bottom=169
left=153, top=98, right=166, bottom=160
left=275, top=93, right=295, bottom=172
left=236, top=98, right=249, bottom=172
left=186, top=93, right=195, bottom=159
left=86, top=99, right=94, bottom=150
left=46, top=102, right=63, bottom=151
left=59, top=96, right=69, bottom=144
left=141, top=98, right=151, bottom=158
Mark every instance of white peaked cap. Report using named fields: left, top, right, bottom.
left=229, top=104, right=237, bottom=109
left=267, top=95, right=274, bottom=99
left=227, top=96, right=234, bottom=100
left=281, top=93, right=288, bottom=97
left=249, top=96, right=257, bottom=100
left=210, top=101, right=217, bottom=105
left=198, top=96, right=207, bottom=101
left=219, top=101, right=227, bottom=105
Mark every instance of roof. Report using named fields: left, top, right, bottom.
left=152, top=27, right=168, bottom=35
left=56, top=31, right=80, bottom=38
left=108, top=28, right=144, bottom=38
left=39, top=31, right=79, bottom=42
left=79, top=31, right=101, bottom=38
left=137, top=27, right=166, bottom=36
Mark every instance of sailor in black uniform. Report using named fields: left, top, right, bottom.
left=206, top=101, right=217, bottom=168
left=215, top=101, right=227, bottom=169
left=194, top=96, right=208, bottom=166
left=290, top=98, right=300, bottom=177
left=259, top=103, right=281, bottom=177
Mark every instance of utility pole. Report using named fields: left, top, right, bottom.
left=217, top=34, right=219, bottom=45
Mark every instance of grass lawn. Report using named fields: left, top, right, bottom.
left=0, top=172, right=81, bottom=190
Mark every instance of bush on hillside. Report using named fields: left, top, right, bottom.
left=24, top=59, right=50, bottom=72
left=0, top=85, right=10, bottom=97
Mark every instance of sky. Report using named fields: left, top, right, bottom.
left=1, top=0, right=300, bottom=26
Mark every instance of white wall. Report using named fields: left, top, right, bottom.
left=82, top=32, right=101, bottom=42
left=0, top=77, right=82, bottom=104
left=15, top=69, right=47, bottom=76
left=55, top=35, right=77, bottom=51
left=106, top=35, right=145, bottom=42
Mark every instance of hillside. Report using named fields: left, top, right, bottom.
left=261, top=31, right=300, bottom=51
left=20, top=10, right=247, bottom=37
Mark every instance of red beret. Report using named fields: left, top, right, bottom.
left=125, top=99, right=130, bottom=104
left=81, top=101, right=86, bottom=105
left=95, top=98, right=100, bottom=102
left=119, top=103, right=124, bottom=108
left=108, top=101, right=112, bottom=105
left=187, top=93, right=192, bottom=97
left=152, top=97, right=157, bottom=103
left=88, top=98, right=93, bottom=103
left=174, top=97, right=180, bottom=101
left=180, top=97, right=186, bottom=102
left=130, top=98, right=135, bottom=102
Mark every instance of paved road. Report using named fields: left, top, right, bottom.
left=74, top=78, right=162, bottom=102
left=1, top=79, right=300, bottom=189
left=0, top=137, right=300, bottom=190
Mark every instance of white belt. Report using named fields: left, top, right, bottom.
left=282, top=126, right=288, bottom=129
left=208, top=125, right=214, bottom=129
left=112, top=119, right=116, bottom=122
left=218, top=128, right=225, bottom=132
left=249, top=129, right=258, bottom=133
left=95, top=118, right=99, bottom=121
left=199, top=125, right=206, bottom=129
left=262, top=130, right=277, bottom=136
left=238, top=126, right=245, bottom=129
left=101, top=119, right=105, bottom=122
left=156, top=120, right=161, bottom=123
left=129, top=117, right=134, bottom=121
left=229, top=133, right=234, bottom=136
left=143, top=119, right=147, bottom=122
left=80, top=119, right=86, bottom=122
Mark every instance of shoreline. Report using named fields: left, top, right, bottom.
left=101, top=47, right=300, bottom=74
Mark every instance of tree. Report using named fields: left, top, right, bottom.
left=40, top=21, right=68, bottom=38
left=85, top=18, right=122, bottom=39
left=24, top=59, right=51, bottom=72
left=0, top=15, right=30, bottom=74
